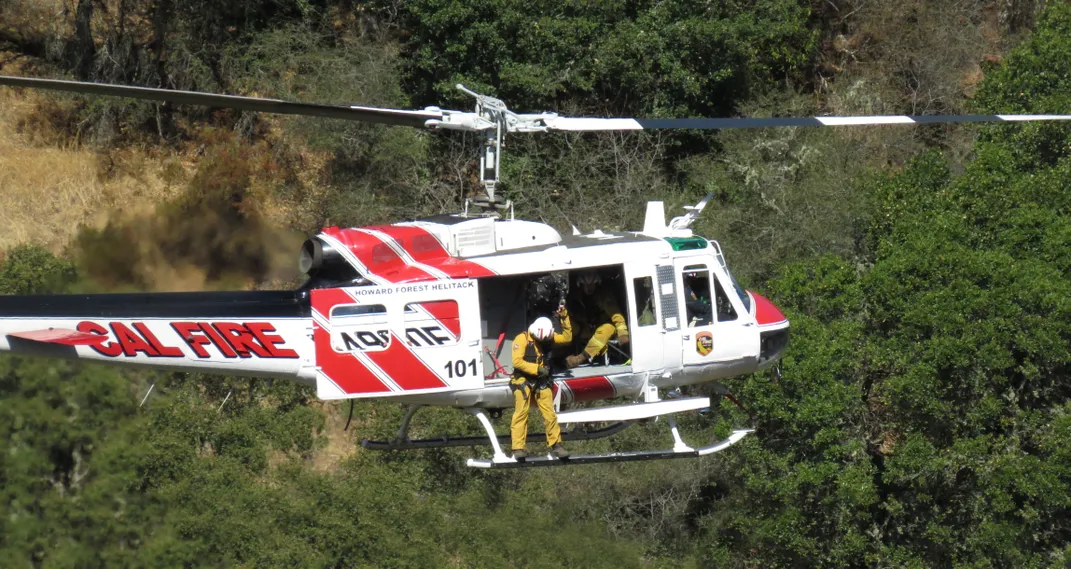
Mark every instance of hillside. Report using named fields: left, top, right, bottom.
left=1, top=1, right=1069, bottom=567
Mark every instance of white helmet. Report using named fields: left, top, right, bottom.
left=528, top=317, right=554, bottom=341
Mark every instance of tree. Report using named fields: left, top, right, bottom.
left=386, top=0, right=816, bottom=118
left=686, top=6, right=1071, bottom=565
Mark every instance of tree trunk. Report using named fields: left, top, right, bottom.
left=73, top=0, right=95, bottom=80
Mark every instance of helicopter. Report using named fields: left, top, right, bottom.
left=0, top=75, right=1068, bottom=468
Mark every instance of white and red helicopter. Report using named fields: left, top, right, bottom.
left=0, top=75, right=1068, bottom=468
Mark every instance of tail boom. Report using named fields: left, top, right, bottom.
left=0, top=291, right=314, bottom=381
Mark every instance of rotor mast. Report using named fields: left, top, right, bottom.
left=425, top=84, right=562, bottom=210
left=459, top=84, right=507, bottom=209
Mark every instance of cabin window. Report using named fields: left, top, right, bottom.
left=332, top=303, right=387, bottom=323
left=681, top=265, right=713, bottom=327
left=713, top=278, right=739, bottom=322
left=632, top=277, right=657, bottom=327
left=404, top=300, right=460, bottom=347
left=330, top=304, right=390, bottom=352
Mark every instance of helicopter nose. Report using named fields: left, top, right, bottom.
left=748, top=291, right=789, bottom=367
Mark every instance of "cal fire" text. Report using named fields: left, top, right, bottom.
left=76, top=321, right=299, bottom=359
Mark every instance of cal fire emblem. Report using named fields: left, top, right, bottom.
left=696, top=331, right=713, bottom=356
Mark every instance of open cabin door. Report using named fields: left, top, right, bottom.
left=311, top=279, right=483, bottom=399
left=623, top=262, right=663, bottom=372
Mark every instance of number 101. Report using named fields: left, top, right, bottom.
left=444, top=358, right=478, bottom=378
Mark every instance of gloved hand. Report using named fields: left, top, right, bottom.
left=537, top=366, right=550, bottom=379
left=617, top=331, right=630, bottom=346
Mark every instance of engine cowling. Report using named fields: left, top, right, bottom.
left=298, top=237, right=360, bottom=288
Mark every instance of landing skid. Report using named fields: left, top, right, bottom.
left=467, top=429, right=752, bottom=468
left=360, top=404, right=631, bottom=451
left=465, top=405, right=753, bottom=468
left=359, top=403, right=753, bottom=469
left=362, top=422, right=631, bottom=450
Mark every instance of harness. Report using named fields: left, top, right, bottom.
left=512, top=335, right=553, bottom=391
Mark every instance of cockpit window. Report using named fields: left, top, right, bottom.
left=713, top=278, right=738, bottom=322
left=708, top=239, right=751, bottom=313
left=730, top=274, right=751, bottom=314
left=681, top=265, right=713, bottom=327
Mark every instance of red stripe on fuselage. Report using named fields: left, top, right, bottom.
left=11, top=328, right=109, bottom=346
left=312, top=288, right=359, bottom=317
left=314, top=326, right=392, bottom=394
left=413, top=300, right=461, bottom=338
left=326, top=228, right=437, bottom=283
left=311, top=287, right=391, bottom=394
left=364, top=333, right=448, bottom=390
left=749, top=291, right=788, bottom=326
left=564, top=376, right=616, bottom=402
left=371, top=224, right=497, bottom=278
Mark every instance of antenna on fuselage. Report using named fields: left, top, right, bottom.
left=642, top=192, right=715, bottom=237
left=549, top=199, right=581, bottom=235
left=668, top=191, right=715, bottom=231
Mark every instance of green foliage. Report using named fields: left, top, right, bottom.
left=6, top=2, right=1071, bottom=568
left=0, top=244, right=77, bottom=294
left=971, top=2, right=1071, bottom=175
left=388, top=0, right=817, bottom=116
left=0, top=356, right=145, bottom=566
left=672, top=7, right=1071, bottom=565
left=0, top=361, right=651, bottom=567
left=222, top=24, right=460, bottom=228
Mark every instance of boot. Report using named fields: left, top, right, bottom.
left=551, top=443, right=570, bottom=459
left=512, top=449, right=527, bottom=461
left=565, top=353, right=589, bottom=368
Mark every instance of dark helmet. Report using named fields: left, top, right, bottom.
left=576, top=270, right=601, bottom=286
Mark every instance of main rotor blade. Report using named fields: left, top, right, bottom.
left=542, top=114, right=1071, bottom=131
left=0, top=76, right=442, bottom=128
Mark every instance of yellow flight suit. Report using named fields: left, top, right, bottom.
left=573, top=294, right=628, bottom=359
left=510, top=312, right=572, bottom=451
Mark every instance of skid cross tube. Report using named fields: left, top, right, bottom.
left=362, top=420, right=630, bottom=450
left=466, top=429, right=753, bottom=469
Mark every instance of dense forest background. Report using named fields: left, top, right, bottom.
left=1, top=0, right=1070, bottom=566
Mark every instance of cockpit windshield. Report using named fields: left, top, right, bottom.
left=708, top=240, right=751, bottom=313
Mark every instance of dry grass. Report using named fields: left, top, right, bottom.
left=0, top=53, right=325, bottom=276
left=309, top=401, right=360, bottom=472
left=0, top=0, right=66, bottom=44
left=264, top=401, right=359, bottom=473
left=0, top=55, right=186, bottom=254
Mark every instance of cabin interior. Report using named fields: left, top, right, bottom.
left=478, top=264, right=645, bottom=381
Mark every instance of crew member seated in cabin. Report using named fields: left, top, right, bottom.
left=565, top=270, right=629, bottom=368
left=510, top=309, right=572, bottom=461
left=683, top=270, right=713, bottom=327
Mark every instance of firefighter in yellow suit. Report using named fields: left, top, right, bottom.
left=565, top=270, right=629, bottom=368
left=510, top=308, right=572, bottom=461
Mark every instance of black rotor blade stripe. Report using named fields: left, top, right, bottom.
left=0, top=76, right=440, bottom=127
